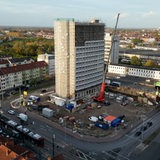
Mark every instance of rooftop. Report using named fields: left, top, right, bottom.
left=0, top=61, right=48, bottom=75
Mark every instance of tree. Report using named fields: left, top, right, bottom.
left=132, top=38, right=144, bottom=45
left=130, top=56, right=142, bottom=66
left=143, top=60, right=157, bottom=67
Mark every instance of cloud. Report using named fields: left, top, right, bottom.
left=142, top=11, right=156, bottom=17
left=120, top=13, right=129, bottom=19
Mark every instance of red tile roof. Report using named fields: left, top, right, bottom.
left=0, top=136, right=37, bottom=160
left=0, top=61, right=48, bottom=75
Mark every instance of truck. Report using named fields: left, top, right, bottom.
left=42, top=108, right=54, bottom=118
left=95, top=121, right=109, bottom=130
left=111, top=115, right=125, bottom=127
left=105, top=79, right=111, bottom=85
left=111, top=118, right=121, bottom=127
left=17, top=113, right=28, bottom=122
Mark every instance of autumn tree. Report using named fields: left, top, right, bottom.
left=143, top=60, right=157, bottom=67
left=0, top=37, right=54, bottom=58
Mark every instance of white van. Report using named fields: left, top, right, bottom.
left=17, top=113, right=28, bottom=122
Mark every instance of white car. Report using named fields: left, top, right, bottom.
left=7, top=110, right=15, bottom=115
left=88, top=116, right=98, bottom=122
left=22, top=127, right=30, bottom=133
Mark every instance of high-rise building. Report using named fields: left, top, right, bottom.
left=104, top=33, right=119, bottom=65
left=54, top=18, right=105, bottom=99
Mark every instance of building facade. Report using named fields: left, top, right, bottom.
left=54, top=19, right=105, bottom=99
left=104, top=33, right=119, bottom=65
left=37, top=53, right=55, bottom=77
left=108, top=64, right=160, bottom=80
left=0, top=61, right=48, bottom=93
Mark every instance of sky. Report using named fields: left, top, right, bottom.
left=0, top=0, right=160, bottom=28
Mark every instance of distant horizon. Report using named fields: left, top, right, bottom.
left=0, top=25, right=159, bottom=30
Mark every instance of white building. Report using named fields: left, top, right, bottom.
left=54, top=18, right=105, bottom=99
left=108, top=64, right=160, bottom=80
left=37, top=53, right=54, bottom=77
left=104, top=33, right=119, bottom=65
left=108, top=65, right=127, bottom=75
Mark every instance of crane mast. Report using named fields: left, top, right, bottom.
left=93, top=13, right=120, bottom=103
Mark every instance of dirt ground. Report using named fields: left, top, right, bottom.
left=33, top=92, right=155, bottom=137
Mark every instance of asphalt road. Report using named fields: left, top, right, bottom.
left=107, top=74, right=155, bottom=94
left=130, top=138, right=160, bottom=160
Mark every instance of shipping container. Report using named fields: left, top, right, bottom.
left=42, top=108, right=54, bottom=118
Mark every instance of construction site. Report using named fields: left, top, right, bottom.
left=25, top=81, right=156, bottom=139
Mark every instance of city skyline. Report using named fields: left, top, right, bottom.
left=0, top=0, right=160, bottom=28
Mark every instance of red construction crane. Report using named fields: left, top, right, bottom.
left=93, top=13, right=120, bottom=103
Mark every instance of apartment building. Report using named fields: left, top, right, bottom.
left=0, top=61, right=48, bottom=93
left=37, top=53, right=55, bottom=77
left=0, top=57, right=34, bottom=68
left=54, top=18, right=105, bottom=99
left=0, top=136, right=36, bottom=160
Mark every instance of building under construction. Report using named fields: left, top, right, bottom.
left=54, top=18, right=105, bottom=99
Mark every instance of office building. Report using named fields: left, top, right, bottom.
left=54, top=18, right=105, bottom=99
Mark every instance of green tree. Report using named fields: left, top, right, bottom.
left=132, top=38, right=144, bottom=45
left=130, top=56, right=142, bottom=66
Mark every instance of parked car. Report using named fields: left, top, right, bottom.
left=135, top=131, right=142, bottom=137
left=88, top=116, right=98, bottom=122
left=41, top=89, right=47, bottom=93
left=140, top=126, right=147, bottom=131
left=0, top=128, right=3, bottom=134
left=22, top=127, right=30, bottom=134
left=40, top=89, right=48, bottom=96
left=7, top=110, right=15, bottom=115
left=147, top=121, right=153, bottom=127
left=4, top=92, right=10, bottom=97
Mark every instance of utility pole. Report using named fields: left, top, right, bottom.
left=52, top=134, right=55, bottom=158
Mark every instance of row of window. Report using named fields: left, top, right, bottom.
left=76, top=48, right=104, bottom=55
left=85, top=40, right=104, bottom=46
left=76, top=80, right=100, bottom=91
left=76, top=61, right=103, bottom=68
left=76, top=73, right=102, bottom=82
left=76, top=67, right=103, bottom=75
left=109, top=65, right=160, bottom=79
